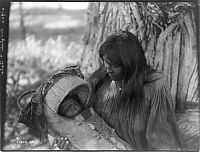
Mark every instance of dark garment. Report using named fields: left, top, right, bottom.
left=90, top=72, right=182, bottom=150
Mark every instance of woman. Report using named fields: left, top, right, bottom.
left=57, top=31, right=182, bottom=150
left=86, top=30, right=182, bottom=150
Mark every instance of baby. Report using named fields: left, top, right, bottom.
left=48, top=93, right=86, bottom=150
left=57, top=93, right=84, bottom=119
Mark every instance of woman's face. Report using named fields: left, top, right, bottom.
left=103, top=55, right=124, bottom=81
left=58, top=96, right=83, bottom=118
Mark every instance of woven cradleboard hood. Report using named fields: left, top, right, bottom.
left=18, top=65, right=91, bottom=142
left=44, top=74, right=91, bottom=113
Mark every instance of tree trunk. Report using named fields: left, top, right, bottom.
left=19, top=2, right=26, bottom=41
left=81, top=2, right=198, bottom=111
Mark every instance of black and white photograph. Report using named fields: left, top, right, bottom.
left=0, top=1, right=199, bottom=151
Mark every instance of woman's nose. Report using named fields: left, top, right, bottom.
left=104, top=61, right=113, bottom=72
left=106, top=65, right=113, bottom=73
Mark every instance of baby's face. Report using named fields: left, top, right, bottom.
left=58, top=96, right=83, bottom=118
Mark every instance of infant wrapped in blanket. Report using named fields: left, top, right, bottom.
left=18, top=65, right=131, bottom=150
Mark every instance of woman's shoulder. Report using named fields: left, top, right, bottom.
left=145, top=69, right=166, bottom=84
left=144, top=69, right=168, bottom=94
left=143, top=70, right=173, bottom=105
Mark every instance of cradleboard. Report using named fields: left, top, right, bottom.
left=44, top=105, right=132, bottom=150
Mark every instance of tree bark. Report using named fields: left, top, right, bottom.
left=19, top=2, right=26, bottom=41
left=81, top=2, right=198, bottom=111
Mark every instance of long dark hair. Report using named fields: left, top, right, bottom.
left=88, top=31, right=151, bottom=114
